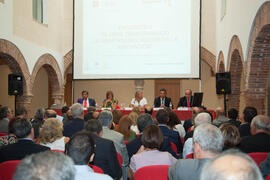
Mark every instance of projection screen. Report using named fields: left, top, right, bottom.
left=73, top=0, right=201, bottom=79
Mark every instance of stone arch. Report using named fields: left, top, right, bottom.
left=217, top=51, right=225, bottom=73
left=201, top=47, right=216, bottom=75
left=246, top=2, right=270, bottom=114
left=63, top=49, right=73, bottom=83
left=227, top=36, right=244, bottom=111
left=31, top=53, right=64, bottom=104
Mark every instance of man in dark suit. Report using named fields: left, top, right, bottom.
left=156, top=109, right=183, bottom=153
left=126, top=113, right=178, bottom=159
left=84, top=119, right=122, bottom=179
left=77, top=90, right=96, bottom=108
left=154, top=88, right=173, bottom=108
left=63, top=103, right=85, bottom=138
left=0, top=118, right=49, bottom=163
left=239, top=115, right=270, bottom=153
left=177, top=89, right=193, bottom=108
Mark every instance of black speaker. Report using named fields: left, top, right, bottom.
left=216, top=72, right=231, bottom=94
left=8, top=74, right=23, bottom=96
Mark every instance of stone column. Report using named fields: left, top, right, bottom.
left=51, top=93, right=65, bottom=109
left=134, top=80, right=145, bottom=92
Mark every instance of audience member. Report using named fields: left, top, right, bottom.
left=156, top=109, right=182, bottom=153
left=219, top=123, right=241, bottom=150
left=31, top=108, right=45, bottom=138
left=129, top=112, right=139, bottom=134
left=98, top=110, right=129, bottom=180
left=103, top=90, right=119, bottom=109
left=167, top=111, right=186, bottom=138
left=239, top=106, right=257, bottom=137
left=15, top=106, right=27, bottom=119
left=0, top=118, right=49, bottom=163
left=200, top=149, right=263, bottom=180
left=239, top=115, right=270, bottom=153
left=44, top=109, right=57, bottom=119
left=66, top=131, right=112, bottom=180
left=131, top=107, right=141, bottom=115
left=153, top=88, right=173, bottom=108
left=177, top=89, right=193, bottom=108
left=112, top=109, right=122, bottom=128
left=260, top=153, right=270, bottom=178
left=38, top=118, right=69, bottom=151
left=13, top=151, right=75, bottom=180
left=228, top=108, right=241, bottom=127
left=183, top=107, right=201, bottom=135
left=128, top=125, right=177, bottom=179
left=0, top=106, right=12, bottom=134
left=130, top=90, right=148, bottom=109
left=0, top=117, right=18, bottom=146
left=84, top=119, right=122, bottom=179
left=213, top=107, right=228, bottom=127
left=115, top=115, right=136, bottom=142
left=63, top=103, right=84, bottom=138
left=169, top=123, right=224, bottom=180
left=62, top=106, right=73, bottom=125
left=126, top=113, right=177, bottom=159
left=77, top=90, right=96, bottom=108
left=182, top=112, right=212, bottom=158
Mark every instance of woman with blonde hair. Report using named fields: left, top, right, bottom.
left=129, top=112, right=139, bottom=134
left=115, top=115, right=136, bottom=142
left=38, top=118, right=69, bottom=151
left=130, top=91, right=148, bottom=109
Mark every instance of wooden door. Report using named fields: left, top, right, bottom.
left=64, top=74, right=73, bottom=107
left=154, top=79, right=180, bottom=108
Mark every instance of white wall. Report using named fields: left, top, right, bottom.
left=216, top=0, right=268, bottom=69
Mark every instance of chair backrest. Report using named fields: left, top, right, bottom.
left=51, top=149, right=65, bottom=153
left=170, top=142, right=178, bottom=154
left=88, top=164, right=104, bottom=174
left=124, top=141, right=128, bottom=145
left=186, top=153, right=194, bottom=159
left=117, top=153, right=123, bottom=167
left=0, top=133, right=8, bottom=137
left=248, top=152, right=268, bottom=167
left=0, top=160, right=21, bottom=180
left=265, top=174, right=270, bottom=180
left=134, top=165, right=170, bottom=180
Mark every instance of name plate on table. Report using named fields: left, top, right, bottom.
left=123, top=107, right=132, bottom=110
left=153, top=108, right=164, bottom=111
left=101, top=107, right=111, bottom=110
left=177, top=107, right=191, bottom=111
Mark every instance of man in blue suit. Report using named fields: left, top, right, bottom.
left=77, top=90, right=96, bottom=108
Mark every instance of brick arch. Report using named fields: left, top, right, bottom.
left=0, top=39, right=31, bottom=96
left=246, top=2, right=270, bottom=114
left=217, top=51, right=225, bottom=73
left=63, top=50, right=73, bottom=84
left=31, top=54, right=63, bottom=97
left=201, top=47, right=216, bottom=75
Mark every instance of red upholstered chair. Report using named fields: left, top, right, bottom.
left=170, top=142, right=178, bottom=154
left=117, top=153, right=123, bottom=167
left=124, top=141, right=128, bottom=145
left=51, top=149, right=65, bottom=153
left=0, top=133, right=8, bottom=137
left=186, top=153, right=194, bottom=159
left=180, top=137, right=184, bottom=144
left=265, top=174, right=270, bottom=180
left=134, top=165, right=170, bottom=180
left=88, top=164, right=104, bottom=174
left=0, top=160, right=21, bottom=180
left=248, top=152, right=268, bottom=167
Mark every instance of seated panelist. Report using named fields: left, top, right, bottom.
left=103, top=90, right=119, bottom=109
left=154, top=88, right=173, bottom=108
left=177, top=89, right=193, bottom=108
left=77, top=90, right=96, bottom=108
left=130, top=90, right=148, bottom=109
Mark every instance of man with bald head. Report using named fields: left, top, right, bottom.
left=200, top=149, right=263, bottom=180
left=239, top=115, right=270, bottom=153
left=177, top=89, right=194, bottom=108
left=213, top=107, right=228, bottom=127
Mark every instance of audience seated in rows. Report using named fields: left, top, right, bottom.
left=239, top=115, right=270, bottom=153
left=183, top=112, right=212, bottom=158
left=0, top=117, right=18, bottom=146
left=183, top=107, right=201, bottom=141
left=0, top=118, right=49, bottom=163
left=63, top=103, right=84, bottom=138
left=84, top=119, right=122, bottom=179
left=213, top=107, right=228, bottom=127
left=13, top=151, right=75, bottom=180
left=126, top=113, right=178, bottom=159
left=200, top=149, right=263, bottom=180
left=219, top=123, right=241, bottom=150
left=167, top=111, right=186, bottom=138
left=128, top=125, right=177, bottom=179
left=227, top=108, right=241, bottom=127
left=156, top=109, right=183, bottom=153
left=260, top=153, right=270, bottom=178
left=239, top=106, right=257, bottom=137
left=98, top=110, right=129, bottom=180
left=65, top=131, right=112, bottom=180
left=129, top=112, right=140, bottom=134
left=115, top=115, right=136, bottom=142
left=169, top=123, right=224, bottom=180
left=38, top=118, right=69, bottom=151
left=0, top=106, right=13, bottom=134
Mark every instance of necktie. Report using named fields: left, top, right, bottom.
left=187, top=98, right=190, bottom=107
left=162, top=98, right=164, bottom=105
left=84, top=99, right=87, bottom=108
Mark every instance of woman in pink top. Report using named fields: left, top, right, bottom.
left=128, top=125, right=177, bottom=179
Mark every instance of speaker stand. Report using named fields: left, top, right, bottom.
left=14, top=95, right=17, bottom=116
left=223, top=93, right=227, bottom=116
